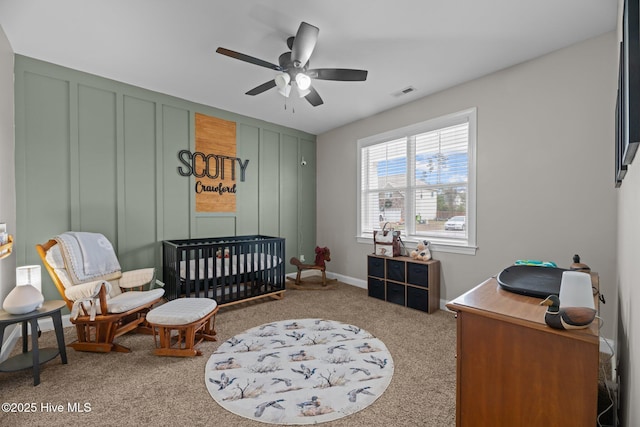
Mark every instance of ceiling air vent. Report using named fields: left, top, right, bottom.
left=393, top=86, right=417, bottom=97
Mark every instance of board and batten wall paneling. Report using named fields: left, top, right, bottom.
left=259, top=129, right=280, bottom=237
left=15, top=55, right=316, bottom=295
left=17, top=71, right=72, bottom=301
left=120, top=96, right=157, bottom=271
left=298, top=137, right=317, bottom=260
left=0, top=25, right=15, bottom=306
left=235, top=123, right=260, bottom=235
left=161, top=105, right=191, bottom=241
left=280, top=134, right=299, bottom=262
left=77, top=84, right=117, bottom=243
left=193, top=216, right=236, bottom=238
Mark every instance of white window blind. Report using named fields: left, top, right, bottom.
left=358, top=108, right=476, bottom=253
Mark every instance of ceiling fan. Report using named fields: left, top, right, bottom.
left=216, top=22, right=368, bottom=107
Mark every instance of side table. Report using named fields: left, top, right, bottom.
left=0, top=300, right=68, bottom=385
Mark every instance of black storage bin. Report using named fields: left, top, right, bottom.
left=407, top=262, right=429, bottom=287
left=386, top=259, right=405, bottom=283
left=407, top=286, right=429, bottom=312
left=386, top=282, right=405, bottom=306
left=368, top=278, right=385, bottom=300
left=368, top=256, right=385, bottom=278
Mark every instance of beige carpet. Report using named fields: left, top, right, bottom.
left=0, top=282, right=457, bottom=426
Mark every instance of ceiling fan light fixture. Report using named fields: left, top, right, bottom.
left=275, top=73, right=290, bottom=90
left=216, top=21, right=366, bottom=107
left=295, top=73, right=311, bottom=91
left=296, top=85, right=311, bottom=98
left=278, top=84, right=291, bottom=98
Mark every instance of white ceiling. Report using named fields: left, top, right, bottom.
left=0, top=0, right=618, bottom=135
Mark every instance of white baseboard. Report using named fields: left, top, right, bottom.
left=600, top=336, right=615, bottom=355
left=326, top=272, right=366, bottom=289
left=285, top=271, right=367, bottom=289
left=0, top=314, right=72, bottom=363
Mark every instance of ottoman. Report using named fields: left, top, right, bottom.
left=147, top=298, right=218, bottom=357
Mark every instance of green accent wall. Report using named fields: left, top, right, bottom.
left=14, top=55, right=316, bottom=300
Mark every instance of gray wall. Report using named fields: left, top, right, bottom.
left=615, top=2, right=639, bottom=421
left=14, top=55, right=316, bottom=301
left=617, top=122, right=640, bottom=426
left=317, top=32, right=618, bottom=340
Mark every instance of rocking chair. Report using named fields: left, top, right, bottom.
left=36, top=233, right=165, bottom=353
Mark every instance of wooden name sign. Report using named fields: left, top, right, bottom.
left=176, top=113, right=251, bottom=213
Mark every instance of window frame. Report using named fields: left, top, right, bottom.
left=356, top=107, right=477, bottom=255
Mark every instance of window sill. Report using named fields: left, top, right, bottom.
left=357, top=236, right=477, bottom=256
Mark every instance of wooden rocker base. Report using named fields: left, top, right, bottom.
left=67, top=309, right=160, bottom=353
left=289, top=248, right=333, bottom=290
left=67, top=341, right=132, bottom=353
left=149, top=305, right=219, bottom=357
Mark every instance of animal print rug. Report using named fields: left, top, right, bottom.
left=205, top=318, right=394, bottom=425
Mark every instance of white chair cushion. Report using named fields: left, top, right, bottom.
left=57, top=267, right=123, bottom=296
left=107, top=288, right=164, bottom=314
left=65, top=280, right=112, bottom=302
left=147, top=298, right=217, bottom=326
left=54, top=268, right=74, bottom=289
left=119, top=268, right=155, bottom=289
left=45, top=245, right=66, bottom=269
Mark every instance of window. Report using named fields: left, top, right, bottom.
left=357, top=108, right=476, bottom=254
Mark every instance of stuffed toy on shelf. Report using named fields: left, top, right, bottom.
left=410, top=241, right=432, bottom=261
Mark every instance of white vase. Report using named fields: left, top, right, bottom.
left=2, top=285, right=44, bottom=314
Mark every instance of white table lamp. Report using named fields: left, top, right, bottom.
left=559, top=271, right=595, bottom=309
left=2, top=265, right=45, bottom=314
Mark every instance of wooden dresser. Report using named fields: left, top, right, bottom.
left=446, top=275, right=599, bottom=427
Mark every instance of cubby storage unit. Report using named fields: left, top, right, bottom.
left=367, top=255, right=440, bottom=313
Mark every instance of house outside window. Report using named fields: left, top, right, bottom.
left=357, top=108, right=477, bottom=255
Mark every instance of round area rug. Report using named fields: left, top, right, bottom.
left=205, top=318, right=394, bottom=425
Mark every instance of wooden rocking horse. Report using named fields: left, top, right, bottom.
left=287, top=246, right=336, bottom=289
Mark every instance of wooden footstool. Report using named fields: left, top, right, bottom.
left=147, top=298, right=218, bottom=357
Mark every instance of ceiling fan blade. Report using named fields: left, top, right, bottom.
left=291, top=22, right=319, bottom=68
left=245, top=80, right=277, bottom=96
left=304, top=86, right=324, bottom=107
left=306, top=68, right=368, bottom=81
left=216, top=47, right=282, bottom=71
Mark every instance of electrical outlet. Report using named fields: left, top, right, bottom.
left=300, top=255, right=305, bottom=262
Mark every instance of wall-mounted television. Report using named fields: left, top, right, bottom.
left=617, top=43, right=628, bottom=187
left=617, top=0, right=640, bottom=186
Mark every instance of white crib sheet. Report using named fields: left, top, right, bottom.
left=179, top=253, right=282, bottom=281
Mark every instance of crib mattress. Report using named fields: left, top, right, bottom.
left=179, top=253, right=282, bottom=281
